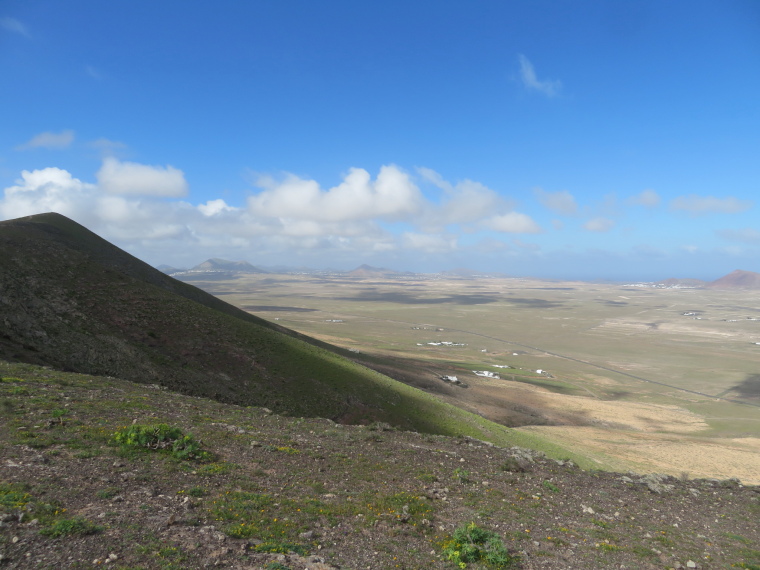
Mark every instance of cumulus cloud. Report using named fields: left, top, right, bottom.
left=670, top=194, right=752, bottom=215
left=417, top=167, right=508, bottom=229
left=249, top=165, right=423, bottom=224
left=628, top=189, right=660, bottom=208
left=535, top=188, right=578, bottom=216
left=0, top=168, right=97, bottom=221
left=198, top=199, right=238, bottom=217
left=485, top=212, right=542, bottom=234
left=16, top=130, right=75, bottom=150
left=518, top=54, right=562, bottom=97
left=0, top=164, right=541, bottom=267
left=584, top=217, right=615, bottom=232
left=1, top=16, right=29, bottom=37
left=96, top=157, right=188, bottom=197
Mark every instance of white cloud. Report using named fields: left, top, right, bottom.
left=518, top=54, right=562, bottom=97
left=0, top=164, right=549, bottom=268
left=249, top=165, right=423, bottom=224
left=198, top=199, right=238, bottom=217
left=0, top=168, right=96, bottom=221
left=628, top=189, right=660, bottom=208
left=1, top=17, right=29, bottom=37
left=417, top=167, right=508, bottom=229
left=670, top=194, right=752, bottom=215
left=534, top=188, right=577, bottom=216
left=584, top=217, right=615, bottom=232
left=485, top=212, right=542, bottom=233
left=96, top=157, right=188, bottom=197
left=16, top=130, right=75, bottom=150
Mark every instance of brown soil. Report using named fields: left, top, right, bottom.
left=2, top=362, right=759, bottom=569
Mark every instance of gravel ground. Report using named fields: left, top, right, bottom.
left=1, top=362, right=759, bottom=569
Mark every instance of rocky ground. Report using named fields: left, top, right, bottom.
left=1, top=361, right=759, bottom=569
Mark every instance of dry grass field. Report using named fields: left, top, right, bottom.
left=181, top=272, right=760, bottom=483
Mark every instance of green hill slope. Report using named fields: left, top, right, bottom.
left=0, top=213, right=577, bottom=454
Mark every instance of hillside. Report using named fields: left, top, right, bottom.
left=0, top=361, right=758, bottom=569
left=0, top=213, right=563, bottom=447
left=708, top=269, right=760, bottom=290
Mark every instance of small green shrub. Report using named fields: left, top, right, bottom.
left=111, top=423, right=211, bottom=461
left=442, top=522, right=518, bottom=568
left=254, top=541, right=308, bottom=555
left=41, top=516, right=102, bottom=537
left=0, top=483, right=33, bottom=510
left=417, top=472, right=438, bottom=483
left=453, top=467, right=470, bottom=484
left=542, top=480, right=559, bottom=493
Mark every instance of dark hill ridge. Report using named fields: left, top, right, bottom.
left=0, top=213, right=529, bottom=444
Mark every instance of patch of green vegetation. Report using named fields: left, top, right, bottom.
left=542, top=480, right=560, bottom=493
left=416, top=472, right=438, bottom=483
left=253, top=541, right=309, bottom=555
left=725, top=532, right=754, bottom=546
left=0, top=482, right=33, bottom=510
left=111, top=423, right=211, bottom=461
left=265, top=445, right=300, bottom=454
left=453, top=467, right=470, bottom=484
left=96, top=487, right=120, bottom=500
left=441, top=522, right=519, bottom=568
left=735, top=547, right=760, bottom=569
left=41, top=516, right=103, bottom=537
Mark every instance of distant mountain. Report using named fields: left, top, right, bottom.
left=347, top=264, right=399, bottom=278
left=156, top=264, right=183, bottom=274
left=189, top=258, right=268, bottom=274
left=708, top=269, right=760, bottom=290
left=0, top=212, right=514, bottom=440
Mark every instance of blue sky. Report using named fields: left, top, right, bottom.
left=1, top=1, right=759, bottom=280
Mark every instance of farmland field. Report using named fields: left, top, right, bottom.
left=180, top=272, right=760, bottom=483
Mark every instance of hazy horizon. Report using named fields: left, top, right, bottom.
left=162, top=254, right=749, bottom=284
left=2, top=2, right=758, bottom=281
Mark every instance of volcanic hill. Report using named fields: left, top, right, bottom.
left=708, top=269, right=760, bottom=290
left=0, top=213, right=517, bottom=441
